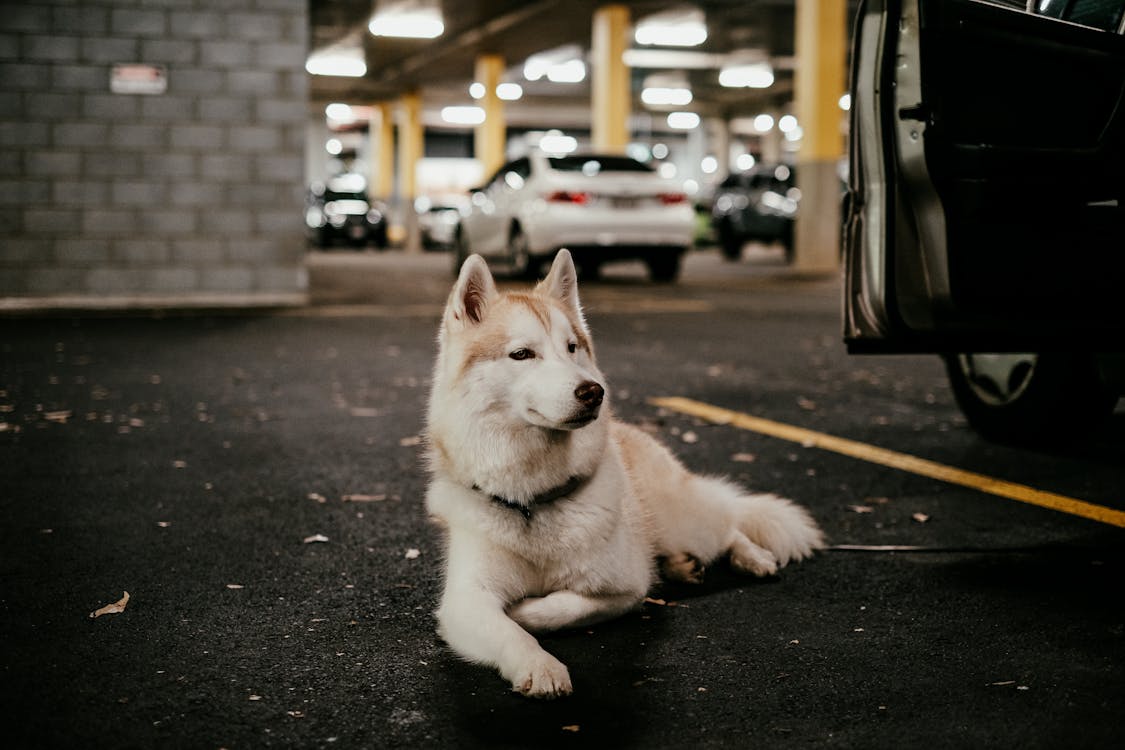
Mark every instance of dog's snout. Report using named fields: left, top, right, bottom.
left=575, top=381, right=604, bottom=408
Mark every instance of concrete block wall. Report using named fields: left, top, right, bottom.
left=0, top=0, right=309, bottom=308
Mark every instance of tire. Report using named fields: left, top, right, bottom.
left=647, top=250, right=683, bottom=283
left=943, top=352, right=1117, bottom=445
left=451, top=227, right=470, bottom=278
left=781, top=221, right=795, bottom=264
left=507, top=225, right=535, bottom=279
left=718, top=222, right=742, bottom=261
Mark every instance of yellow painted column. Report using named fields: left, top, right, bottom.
left=793, top=0, right=847, bottom=272
left=591, top=4, right=630, bottom=153
left=397, top=90, right=423, bottom=252
left=370, top=102, right=394, bottom=200
left=474, top=54, right=506, bottom=177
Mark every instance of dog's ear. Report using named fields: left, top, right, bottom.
left=538, top=249, right=582, bottom=316
left=447, top=255, right=497, bottom=326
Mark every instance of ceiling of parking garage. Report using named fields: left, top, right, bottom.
left=309, top=1, right=840, bottom=127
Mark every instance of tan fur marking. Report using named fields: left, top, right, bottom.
left=454, top=291, right=591, bottom=379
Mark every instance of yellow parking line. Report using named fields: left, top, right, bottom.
left=649, top=396, right=1125, bottom=529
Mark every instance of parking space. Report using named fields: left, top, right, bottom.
left=3, top=250, right=1121, bottom=747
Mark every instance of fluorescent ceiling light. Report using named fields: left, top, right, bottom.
left=667, top=111, right=700, bottom=130
left=735, top=153, right=755, bottom=171
left=719, top=62, right=774, bottom=88
left=539, top=130, right=577, bottom=154
left=325, top=103, right=353, bottom=122
left=496, top=82, right=523, bottom=101
left=635, top=8, right=707, bottom=47
left=369, top=4, right=444, bottom=39
left=524, top=46, right=585, bottom=83
left=546, top=59, right=586, bottom=83
left=441, top=106, right=485, bottom=125
left=306, top=46, right=366, bottom=77
left=623, top=49, right=724, bottom=69
left=753, top=114, right=774, bottom=132
left=839, top=93, right=852, bottom=111
left=778, top=114, right=799, bottom=133
left=642, top=87, right=693, bottom=107
left=469, top=82, right=485, bottom=99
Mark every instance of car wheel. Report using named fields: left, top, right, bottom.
left=373, top=226, right=388, bottom=250
left=943, top=352, right=1117, bottom=444
left=718, top=222, right=742, bottom=261
left=781, top=222, right=795, bottom=264
left=451, top=227, right=470, bottom=278
left=508, top=225, right=534, bottom=279
left=647, top=250, right=683, bottom=283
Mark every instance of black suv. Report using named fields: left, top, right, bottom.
left=711, top=164, right=799, bottom=262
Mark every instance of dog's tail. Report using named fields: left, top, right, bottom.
left=692, top=475, right=826, bottom=567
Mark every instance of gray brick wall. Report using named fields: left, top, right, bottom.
left=0, top=0, right=308, bottom=307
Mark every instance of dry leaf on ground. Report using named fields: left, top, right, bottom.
left=399, top=435, right=422, bottom=447
left=303, top=534, right=329, bottom=544
left=912, top=512, right=931, bottom=523
left=89, top=591, right=130, bottom=619
left=847, top=504, right=875, bottom=514
left=342, top=493, right=386, bottom=503
left=404, top=548, right=421, bottom=560
left=730, top=452, right=757, bottom=463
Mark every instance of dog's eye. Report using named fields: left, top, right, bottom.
left=567, top=342, right=577, bottom=354
left=509, top=348, right=535, bottom=361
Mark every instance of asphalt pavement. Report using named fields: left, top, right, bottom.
left=3, top=247, right=1123, bottom=749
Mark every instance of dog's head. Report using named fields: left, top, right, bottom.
left=433, top=249, right=606, bottom=432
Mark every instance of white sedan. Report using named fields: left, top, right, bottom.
left=453, top=151, right=695, bottom=282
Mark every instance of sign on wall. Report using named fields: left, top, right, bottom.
left=110, top=64, right=168, bottom=95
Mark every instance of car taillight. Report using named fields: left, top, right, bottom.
left=658, top=193, right=687, bottom=205
left=547, top=190, right=591, bottom=205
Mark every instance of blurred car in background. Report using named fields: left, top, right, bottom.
left=416, top=196, right=466, bottom=251
left=453, top=151, right=695, bottom=281
left=711, top=164, right=799, bottom=262
left=305, top=175, right=388, bottom=249
left=843, top=0, right=1125, bottom=444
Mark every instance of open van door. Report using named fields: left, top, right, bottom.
left=843, top=0, right=1125, bottom=441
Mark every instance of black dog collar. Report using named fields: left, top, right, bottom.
left=473, top=475, right=588, bottom=521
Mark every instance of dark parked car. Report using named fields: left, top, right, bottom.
left=712, top=164, right=798, bottom=262
left=305, top=176, right=388, bottom=249
left=843, top=0, right=1125, bottom=444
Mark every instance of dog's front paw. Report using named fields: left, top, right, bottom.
left=729, top=535, right=779, bottom=577
left=511, top=654, right=572, bottom=699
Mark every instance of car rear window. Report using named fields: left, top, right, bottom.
left=547, top=156, right=654, bottom=174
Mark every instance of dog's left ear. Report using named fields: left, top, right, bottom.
left=538, top=249, right=583, bottom=320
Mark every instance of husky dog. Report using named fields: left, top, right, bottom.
left=425, top=250, right=824, bottom=698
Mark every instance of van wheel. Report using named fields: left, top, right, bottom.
left=943, top=353, right=1116, bottom=445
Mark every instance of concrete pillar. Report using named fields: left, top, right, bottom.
left=474, top=54, right=506, bottom=177
left=397, top=90, right=423, bottom=252
left=592, top=4, right=630, bottom=153
left=793, top=0, right=847, bottom=272
left=370, top=102, right=394, bottom=201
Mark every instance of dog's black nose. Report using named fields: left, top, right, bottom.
left=575, top=381, right=604, bottom=409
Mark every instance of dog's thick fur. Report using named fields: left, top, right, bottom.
left=425, top=250, right=824, bottom=698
